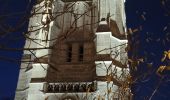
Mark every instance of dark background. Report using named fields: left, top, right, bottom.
left=0, top=0, right=34, bottom=99
left=0, top=0, right=170, bottom=99
left=126, top=0, right=170, bottom=100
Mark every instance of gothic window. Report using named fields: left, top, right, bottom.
left=79, top=44, right=84, bottom=62
left=67, top=45, right=72, bottom=62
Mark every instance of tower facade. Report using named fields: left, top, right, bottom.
left=15, top=0, right=128, bottom=100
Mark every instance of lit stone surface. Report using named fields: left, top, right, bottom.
left=99, top=0, right=126, bottom=34
left=15, top=90, right=28, bottom=100
left=31, top=64, right=48, bottom=78
left=95, top=19, right=128, bottom=99
left=96, top=61, right=112, bottom=76
left=96, top=81, right=119, bottom=99
left=15, top=0, right=128, bottom=100
left=96, top=32, right=111, bottom=54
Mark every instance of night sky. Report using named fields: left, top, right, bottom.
left=0, top=0, right=170, bottom=100
left=0, top=0, right=34, bottom=99
left=126, top=0, right=170, bottom=99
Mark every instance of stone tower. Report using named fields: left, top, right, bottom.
left=15, top=0, right=128, bottom=100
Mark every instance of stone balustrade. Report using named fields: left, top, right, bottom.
left=46, top=82, right=96, bottom=93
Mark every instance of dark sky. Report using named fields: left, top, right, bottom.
left=0, top=0, right=34, bottom=99
left=0, top=0, right=170, bottom=100
left=126, top=0, right=170, bottom=99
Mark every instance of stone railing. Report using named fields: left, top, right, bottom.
left=45, top=82, right=96, bottom=93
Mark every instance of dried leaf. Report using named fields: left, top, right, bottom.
left=128, top=59, right=133, bottom=63
left=133, top=28, right=139, bottom=33
left=106, top=75, right=112, bottom=83
left=127, top=75, right=132, bottom=84
left=147, top=63, right=153, bottom=68
left=168, top=50, right=170, bottom=59
left=161, top=51, right=168, bottom=62
left=156, top=66, right=166, bottom=76
left=128, top=28, right=133, bottom=34
left=138, top=58, right=144, bottom=62
left=112, top=58, right=127, bottom=68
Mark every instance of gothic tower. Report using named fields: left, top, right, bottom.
left=15, top=0, right=128, bottom=100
